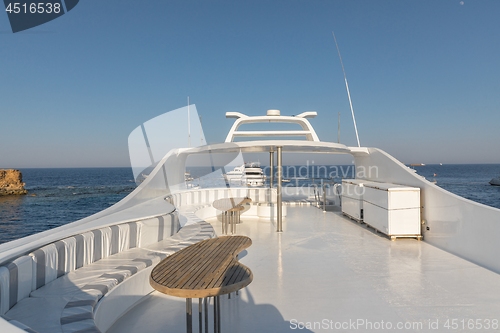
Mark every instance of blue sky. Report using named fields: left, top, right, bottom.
left=1, top=0, right=499, bottom=168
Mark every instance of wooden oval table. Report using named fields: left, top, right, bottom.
left=150, top=235, right=252, bottom=333
left=212, top=197, right=252, bottom=234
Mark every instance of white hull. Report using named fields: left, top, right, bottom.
left=2, top=109, right=500, bottom=333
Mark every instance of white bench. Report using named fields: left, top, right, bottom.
left=0, top=209, right=214, bottom=333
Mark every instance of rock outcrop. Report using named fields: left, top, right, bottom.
left=0, top=169, right=28, bottom=196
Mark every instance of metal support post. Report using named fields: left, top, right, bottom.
left=216, top=296, right=221, bottom=333
left=269, top=149, right=274, bottom=188
left=231, top=211, right=235, bottom=234
left=213, top=297, right=217, bottom=333
left=224, top=212, right=228, bottom=235
left=204, top=298, right=208, bottom=333
left=199, top=298, right=202, bottom=333
left=186, top=298, right=192, bottom=333
left=277, top=146, right=283, bottom=232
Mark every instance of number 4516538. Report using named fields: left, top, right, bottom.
left=444, top=319, right=498, bottom=330
left=5, top=2, right=62, bottom=14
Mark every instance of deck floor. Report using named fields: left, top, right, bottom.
left=109, top=207, right=500, bottom=332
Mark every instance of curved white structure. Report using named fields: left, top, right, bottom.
left=225, top=110, right=320, bottom=142
left=1, top=107, right=500, bottom=333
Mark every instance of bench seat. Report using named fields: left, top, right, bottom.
left=2, top=218, right=215, bottom=333
left=6, top=249, right=165, bottom=333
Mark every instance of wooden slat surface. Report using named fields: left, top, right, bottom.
left=150, top=236, right=252, bottom=298
left=212, top=197, right=252, bottom=212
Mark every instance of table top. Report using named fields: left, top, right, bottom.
left=150, top=236, right=253, bottom=299
left=212, top=197, right=252, bottom=212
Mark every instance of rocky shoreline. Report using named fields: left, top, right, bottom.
left=0, top=169, right=27, bottom=196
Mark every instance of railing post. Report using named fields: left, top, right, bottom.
left=323, top=182, right=327, bottom=212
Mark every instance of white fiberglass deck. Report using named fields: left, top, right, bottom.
left=109, top=207, right=500, bottom=333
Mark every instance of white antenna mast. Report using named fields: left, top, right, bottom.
left=332, top=31, right=361, bottom=147
left=187, top=96, right=191, bottom=147
left=338, top=112, right=340, bottom=143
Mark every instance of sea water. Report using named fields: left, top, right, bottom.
left=0, top=168, right=135, bottom=244
left=0, top=165, right=499, bottom=244
left=413, top=164, right=500, bottom=210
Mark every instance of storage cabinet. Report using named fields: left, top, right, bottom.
left=362, top=183, right=421, bottom=239
left=341, top=179, right=365, bottom=221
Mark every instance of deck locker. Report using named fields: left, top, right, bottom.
left=362, top=182, right=421, bottom=240
left=341, top=179, right=365, bottom=222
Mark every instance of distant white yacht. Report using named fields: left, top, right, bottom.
left=225, top=162, right=266, bottom=187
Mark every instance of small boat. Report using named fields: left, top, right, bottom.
left=184, top=171, right=194, bottom=182
left=490, top=177, right=500, bottom=186
left=185, top=171, right=199, bottom=189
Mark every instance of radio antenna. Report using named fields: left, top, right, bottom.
left=332, top=31, right=361, bottom=147
left=187, top=96, right=191, bottom=147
